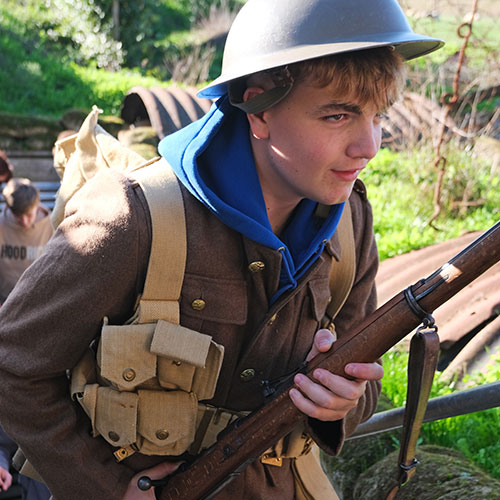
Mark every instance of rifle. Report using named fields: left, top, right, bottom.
left=145, top=220, right=500, bottom=500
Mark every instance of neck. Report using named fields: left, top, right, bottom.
left=265, top=202, right=295, bottom=237
left=250, top=133, right=301, bottom=236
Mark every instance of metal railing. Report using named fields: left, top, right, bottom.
left=348, top=381, right=500, bottom=440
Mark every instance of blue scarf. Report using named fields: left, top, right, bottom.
left=158, top=96, right=344, bottom=302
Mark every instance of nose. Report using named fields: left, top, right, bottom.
left=17, top=215, right=34, bottom=228
left=20, top=216, right=31, bottom=227
left=346, top=119, right=381, bottom=160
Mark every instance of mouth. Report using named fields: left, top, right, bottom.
left=330, top=168, right=363, bottom=182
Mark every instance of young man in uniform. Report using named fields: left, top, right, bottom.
left=0, top=1, right=442, bottom=499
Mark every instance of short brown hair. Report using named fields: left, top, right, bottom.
left=289, top=47, right=405, bottom=110
left=2, top=178, right=39, bottom=216
left=0, top=150, right=13, bottom=183
left=243, top=46, right=405, bottom=112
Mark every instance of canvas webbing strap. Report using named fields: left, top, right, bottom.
left=293, top=445, right=340, bottom=500
left=321, top=200, right=356, bottom=331
left=129, top=158, right=187, bottom=325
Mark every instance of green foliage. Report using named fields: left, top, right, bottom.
left=381, top=346, right=500, bottom=479
left=173, top=0, right=245, bottom=24
left=92, top=0, right=191, bottom=72
left=362, top=145, right=500, bottom=261
left=0, top=22, right=166, bottom=117
left=72, top=66, right=168, bottom=116
left=0, top=0, right=123, bottom=70
left=0, top=1, right=172, bottom=117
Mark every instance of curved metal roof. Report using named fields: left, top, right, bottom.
left=121, top=86, right=213, bottom=139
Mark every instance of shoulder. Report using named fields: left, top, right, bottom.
left=60, top=169, right=152, bottom=256
left=65, top=169, right=143, bottom=224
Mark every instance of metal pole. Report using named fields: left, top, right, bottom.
left=348, top=381, right=500, bottom=440
left=112, top=0, right=120, bottom=41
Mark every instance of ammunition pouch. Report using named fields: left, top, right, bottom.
left=70, top=319, right=228, bottom=459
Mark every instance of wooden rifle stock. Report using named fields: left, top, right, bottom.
left=158, top=220, right=500, bottom=500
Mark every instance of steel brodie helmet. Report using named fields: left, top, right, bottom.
left=198, top=0, right=444, bottom=104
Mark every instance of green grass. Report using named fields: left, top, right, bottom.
left=361, top=145, right=500, bottom=260
left=408, top=14, right=500, bottom=66
left=381, top=346, right=500, bottom=479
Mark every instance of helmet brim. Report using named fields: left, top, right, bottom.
left=198, top=34, right=443, bottom=100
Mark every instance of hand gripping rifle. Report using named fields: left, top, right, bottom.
left=141, top=220, right=500, bottom=500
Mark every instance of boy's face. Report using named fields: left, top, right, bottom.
left=12, top=204, right=38, bottom=229
left=248, top=77, right=384, bottom=207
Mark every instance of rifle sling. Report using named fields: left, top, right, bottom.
left=386, top=326, right=440, bottom=499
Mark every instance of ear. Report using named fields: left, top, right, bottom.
left=243, top=87, right=270, bottom=140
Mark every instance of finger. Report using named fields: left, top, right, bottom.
left=0, top=477, right=12, bottom=491
left=0, top=471, right=12, bottom=490
left=289, top=387, right=344, bottom=421
left=139, top=460, right=183, bottom=480
left=306, top=329, right=335, bottom=362
left=296, top=372, right=364, bottom=408
left=344, top=362, right=384, bottom=381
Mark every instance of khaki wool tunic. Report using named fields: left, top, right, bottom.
left=0, top=168, right=380, bottom=500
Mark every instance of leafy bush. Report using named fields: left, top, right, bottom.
left=0, top=7, right=169, bottom=117
left=0, top=0, right=123, bottom=70
left=92, top=0, right=191, bottom=72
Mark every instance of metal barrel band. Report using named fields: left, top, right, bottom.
left=404, top=286, right=438, bottom=333
left=399, top=457, right=420, bottom=484
left=404, top=285, right=432, bottom=321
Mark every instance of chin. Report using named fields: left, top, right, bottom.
left=321, top=190, right=353, bottom=206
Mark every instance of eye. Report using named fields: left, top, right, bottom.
left=374, top=112, right=388, bottom=124
left=324, top=113, right=347, bottom=123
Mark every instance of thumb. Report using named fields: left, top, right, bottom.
left=306, top=329, right=335, bottom=362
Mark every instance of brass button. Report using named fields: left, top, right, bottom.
left=191, top=299, right=206, bottom=311
left=248, top=261, right=265, bottom=273
left=156, top=429, right=169, bottom=440
left=122, top=368, right=136, bottom=382
left=240, top=368, right=255, bottom=382
left=172, top=360, right=182, bottom=366
left=268, top=313, right=277, bottom=325
left=108, top=431, right=120, bottom=442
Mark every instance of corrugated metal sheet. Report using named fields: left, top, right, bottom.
left=375, top=230, right=500, bottom=379
left=121, top=86, right=213, bottom=139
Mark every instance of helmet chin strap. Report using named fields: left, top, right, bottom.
left=229, top=66, right=294, bottom=114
